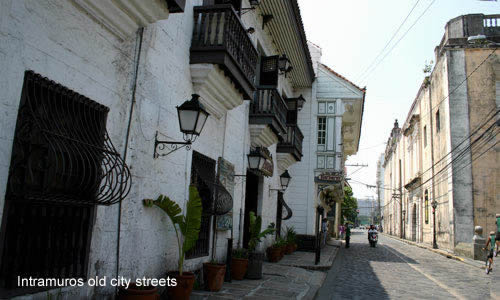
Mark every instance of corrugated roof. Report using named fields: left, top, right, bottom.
left=259, top=0, right=315, bottom=87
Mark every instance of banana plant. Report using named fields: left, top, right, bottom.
left=144, top=185, right=202, bottom=275
left=248, top=211, right=275, bottom=252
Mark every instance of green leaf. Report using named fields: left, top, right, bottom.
left=180, top=186, right=202, bottom=253
left=150, top=195, right=184, bottom=225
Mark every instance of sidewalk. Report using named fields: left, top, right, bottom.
left=191, top=244, right=339, bottom=300
left=277, top=244, right=339, bottom=271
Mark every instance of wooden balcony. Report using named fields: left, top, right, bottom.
left=249, top=87, right=288, bottom=137
left=277, top=125, right=304, bottom=161
left=190, top=5, right=258, bottom=100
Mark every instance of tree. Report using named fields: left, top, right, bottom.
left=341, top=186, right=358, bottom=224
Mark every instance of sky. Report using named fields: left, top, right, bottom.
left=297, top=0, right=499, bottom=204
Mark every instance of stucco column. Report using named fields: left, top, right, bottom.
left=335, top=201, right=341, bottom=237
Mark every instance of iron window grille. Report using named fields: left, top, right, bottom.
left=0, top=71, right=130, bottom=294
left=186, top=152, right=233, bottom=259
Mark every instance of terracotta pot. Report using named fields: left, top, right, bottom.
left=285, top=243, right=294, bottom=255
left=118, top=283, right=159, bottom=300
left=267, top=247, right=281, bottom=262
left=203, top=263, right=226, bottom=291
left=246, top=252, right=264, bottom=279
left=293, top=243, right=298, bottom=252
left=166, top=272, right=195, bottom=300
left=231, top=257, right=249, bottom=280
left=280, top=246, right=286, bottom=259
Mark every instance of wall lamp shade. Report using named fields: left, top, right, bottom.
left=177, top=94, right=209, bottom=142
left=296, top=95, right=306, bottom=110
left=280, top=170, right=292, bottom=190
left=248, top=148, right=265, bottom=170
left=278, top=54, right=293, bottom=74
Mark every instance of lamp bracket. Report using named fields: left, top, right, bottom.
left=154, top=131, right=192, bottom=158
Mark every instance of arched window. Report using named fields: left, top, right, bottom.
left=424, top=190, right=429, bottom=224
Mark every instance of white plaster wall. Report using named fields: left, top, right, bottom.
left=285, top=87, right=315, bottom=235
left=0, top=0, right=307, bottom=298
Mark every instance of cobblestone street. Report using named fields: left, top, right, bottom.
left=317, top=230, right=494, bottom=299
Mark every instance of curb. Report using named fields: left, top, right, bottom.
left=278, top=245, right=340, bottom=271
left=381, top=233, right=485, bottom=269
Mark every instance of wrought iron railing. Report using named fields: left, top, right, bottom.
left=250, top=87, right=288, bottom=135
left=191, top=4, right=258, bottom=91
left=280, top=125, right=304, bottom=157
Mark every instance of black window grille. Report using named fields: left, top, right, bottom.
left=0, top=71, right=131, bottom=295
left=186, top=151, right=216, bottom=259
left=259, top=55, right=279, bottom=87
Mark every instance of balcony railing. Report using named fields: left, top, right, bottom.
left=277, top=125, right=304, bottom=161
left=249, top=87, right=288, bottom=136
left=191, top=5, right=258, bottom=99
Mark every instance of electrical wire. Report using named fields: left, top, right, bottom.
left=354, top=0, right=422, bottom=82
left=358, top=0, right=436, bottom=85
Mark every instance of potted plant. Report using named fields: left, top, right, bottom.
left=203, top=259, right=226, bottom=291
left=231, top=248, right=249, bottom=280
left=246, top=212, right=275, bottom=279
left=267, top=239, right=283, bottom=262
left=285, top=226, right=297, bottom=254
left=117, top=283, right=159, bottom=300
left=143, top=186, right=202, bottom=300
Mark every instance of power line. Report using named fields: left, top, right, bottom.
left=354, top=0, right=421, bottom=82
left=380, top=123, right=498, bottom=208
left=382, top=125, right=498, bottom=208
left=417, top=48, right=497, bottom=122
left=358, top=0, right=436, bottom=84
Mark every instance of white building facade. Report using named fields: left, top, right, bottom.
left=284, top=43, right=365, bottom=239
left=0, top=0, right=314, bottom=298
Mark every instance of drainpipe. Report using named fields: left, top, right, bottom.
left=116, top=27, right=145, bottom=288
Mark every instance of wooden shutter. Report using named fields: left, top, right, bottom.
left=259, top=55, right=279, bottom=87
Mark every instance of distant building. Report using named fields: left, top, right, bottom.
left=284, top=42, right=366, bottom=239
left=383, top=14, right=499, bottom=257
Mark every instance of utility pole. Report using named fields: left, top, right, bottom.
left=399, top=159, right=403, bottom=239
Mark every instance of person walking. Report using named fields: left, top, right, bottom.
left=345, top=223, right=351, bottom=248
left=339, top=224, right=345, bottom=240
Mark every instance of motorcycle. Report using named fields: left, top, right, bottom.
left=368, top=231, right=378, bottom=247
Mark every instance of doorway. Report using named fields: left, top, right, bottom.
left=276, top=192, right=283, bottom=238
left=243, top=171, right=259, bottom=248
left=412, top=203, right=417, bottom=242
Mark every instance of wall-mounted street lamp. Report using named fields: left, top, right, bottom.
left=278, top=54, right=293, bottom=76
left=431, top=200, right=438, bottom=249
left=269, top=171, right=292, bottom=195
left=247, top=147, right=266, bottom=171
left=279, top=170, right=292, bottom=190
left=154, top=94, right=209, bottom=158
